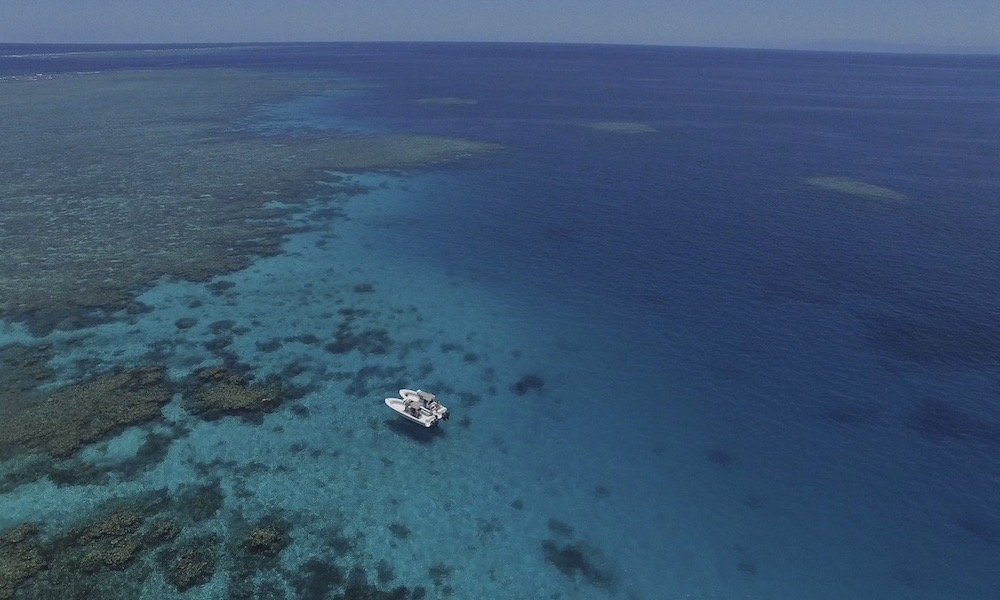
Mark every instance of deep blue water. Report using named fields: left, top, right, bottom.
left=2, top=43, right=1000, bottom=599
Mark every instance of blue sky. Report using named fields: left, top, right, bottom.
left=2, top=0, right=999, bottom=51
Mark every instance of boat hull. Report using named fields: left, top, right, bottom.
left=385, top=397, right=436, bottom=427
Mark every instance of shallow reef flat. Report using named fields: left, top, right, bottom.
left=416, top=97, right=479, bottom=105
left=584, top=121, right=657, bottom=134
left=804, top=176, right=907, bottom=201
left=0, top=69, right=501, bottom=335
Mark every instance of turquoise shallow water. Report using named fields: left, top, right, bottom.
left=2, top=43, right=1000, bottom=599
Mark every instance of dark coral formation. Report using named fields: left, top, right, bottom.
left=174, top=317, right=198, bottom=329
left=291, top=557, right=428, bottom=600
left=243, top=519, right=292, bottom=558
left=0, top=484, right=309, bottom=598
left=183, top=365, right=284, bottom=421
left=539, top=514, right=615, bottom=590
left=256, top=338, right=283, bottom=352
left=1, top=493, right=454, bottom=598
left=325, top=322, right=393, bottom=356
left=0, top=366, right=171, bottom=459
left=204, top=335, right=234, bottom=352
left=340, top=365, right=407, bottom=399
left=547, top=518, right=575, bottom=538
left=908, top=399, right=999, bottom=444
left=428, top=562, right=453, bottom=588
left=1, top=495, right=195, bottom=598
left=141, top=520, right=181, bottom=547
left=733, top=544, right=759, bottom=576
left=388, top=523, right=411, bottom=540
left=294, top=559, right=348, bottom=599
left=457, top=392, right=481, bottom=407
left=541, top=539, right=615, bottom=590
left=70, top=510, right=145, bottom=573
left=336, top=566, right=426, bottom=600
left=862, top=306, right=1000, bottom=366
left=512, top=374, right=544, bottom=395
left=0, top=342, right=56, bottom=407
left=159, top=536, right=219, bottom=592
left=2, top=421, right=190, bottom=493
left=0, top=524, right=45, bottom=600
left=706, top=447, right=735, bottom=468
left=177, top=480, right=226, bottom=522
left=955, top=516, right=1000, bottom=544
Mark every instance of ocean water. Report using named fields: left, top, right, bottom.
left=1, top=43, right=999, bottom=599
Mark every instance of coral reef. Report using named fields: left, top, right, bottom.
left=0, top=69, right=501, bottom=335
left=541, top=539, right=615, bottom=590
left=511, top=374, right=544, bottom=395
left=908, top=400, right=999, bottom=444
left=325, top=322, right=393, bottom=356
left=388, top=523, right=411, bottom=540
left=417, top=97, right=478, bottom=105
left=0, top=489, right=300, bottom=598
left=176, top=480, right=226, bottom=522
left=333, top=566, right=425, bottom=600
left=183, top=365, right=284, bottom=421
left=160, top=536, right=219, bottom=592
left=862, top=307, right=1000, bottom=365
left=242, top=519, right=291, bottom=558
left=1, top=498, right=173, bottom=598
left=805, top=176, right=906, bottom=201
left=585, top=121, right=657, bottom=133
left=0, top=524, right=45, bottom=600
left=547, top=518, right=575, bottom=538
left=294, top=559, right=347, bottom=598
left=706, top=447, right=735, bottom=468
left=539, top=515, right=615, bottom=590
left=0, top=366, right=171, bottom=459
left=0, top=342, right=56, bottom=407
left=141, top=520, right=181, bottom=547
left=733, top=544, right=758, bottom=576
left=174, top=317, right=197, bottom=329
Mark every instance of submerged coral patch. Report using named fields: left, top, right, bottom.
left=325, top=323, right=393, bottom=356
left=159, top=535, right=219, bottom=592
left=0, top=366, right=171, bottom=459
left=706, top=447, right=735, bottom=468
left=0, top=342, right=56, bottom=407
left=182, top=365, right=284, bottom=421
left=908, top=399, right=999, bottom=444
left=242, top=518, right=292, bottom=558
left=417, top=97, right=478, bottom=105
left=862, top=307, right=1000, bottom=365
left=585, top=121, right=657, bottom=134
left=804, top=176, right=907, bottom=201
left=511, top=374, right=544, bottom=395
left=541, top=539, right=615, bottom=590
left=0, top=524, right=45, bottom=600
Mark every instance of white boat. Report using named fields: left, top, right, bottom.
left=385, top=388, right=450, bottom=427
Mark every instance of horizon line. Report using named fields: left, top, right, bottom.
left=1, top=39, right=999, bottom=57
